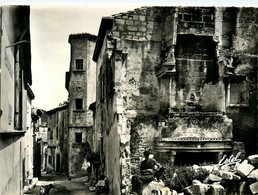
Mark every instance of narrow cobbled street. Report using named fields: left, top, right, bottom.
left=24, top=173, right=96, bottom=195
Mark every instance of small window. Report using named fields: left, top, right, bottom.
left=56, top=127, right=59, bottom=139
left=75, top=133, right=82, bottom=143
left=75, top=98, right=83, bottom=110
left=56, top=112, right=59, bottom=124
left=76, top=59, right=83, bottom=70
left=49, top=130, right=53, bottom=140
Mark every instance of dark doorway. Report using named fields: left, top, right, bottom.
left=174, top=152, right=220, bottom=165
left=22, top=158, right=25, bottom=187
left=33, top=140, right=41, bottom=177
left=56, top=154, right=60, bottom=173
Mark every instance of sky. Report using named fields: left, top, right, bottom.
left=2, top=0, right=257, bottom=111
left=30, top=5, right=139, bottom=110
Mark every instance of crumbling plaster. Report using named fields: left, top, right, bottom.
left=94, top=6, right=257, bottom=194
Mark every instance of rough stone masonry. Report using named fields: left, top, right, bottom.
left=92, top=6, right=258, bottom=194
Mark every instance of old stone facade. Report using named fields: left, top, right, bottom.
left=0, top=6, right=33, bottom=195
left=92, top=7, right=257, bottom=194
left=31, top=107, right=47, bottom=178
left=65, top=33, right=97, bottom=177
left=46, top=104, right=68, bottom=174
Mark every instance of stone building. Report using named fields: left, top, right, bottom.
left=92, top=7, right=257, bottom=194
left=65, top=33, right=97, bottom=177
left=46, top=104, right=69, bottom=174
left=31, top=107, right=46, bottom=178
left=0, top=6, right=33, bottom=195
left=23, top=87, right=35, bottom=189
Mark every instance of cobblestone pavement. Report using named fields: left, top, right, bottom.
left=24, top=173, right=97, bottom=195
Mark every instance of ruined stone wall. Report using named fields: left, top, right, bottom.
left=94, top=6, right=257, bottom=194
left=94, top=33, right=123, bottom=193
left=177, top=7, right=215, bottom=35
left=159, top=7, right=226, bottom=113
left=224, top=8, right=258, bottom=155
left=111, top=8, right=164, bottom=191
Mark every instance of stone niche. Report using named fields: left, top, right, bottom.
left=154, top=112, right=233, bottom=165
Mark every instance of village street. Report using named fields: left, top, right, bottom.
left=0, top=4, right=257, bottom=195
left=24, top=173, right=97, bottom=195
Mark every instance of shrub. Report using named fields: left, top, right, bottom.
left=161, top=164, right=209, bottom=193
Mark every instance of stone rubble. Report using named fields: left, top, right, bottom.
left=162, top=154, right=258, bottom=195
left=236, top=160, right=255, bottom=177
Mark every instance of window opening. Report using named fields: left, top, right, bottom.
left=75, top=98, right=83, bottom=110
left=75, top=133, right=82, bottom=143
left=76, top=59, right=83, bottom=70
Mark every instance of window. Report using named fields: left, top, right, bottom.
left=228, top=76, right=248, bottom=106
left=75, top=133, right=82, bottom=143
left=56, top=127, right=59, bottom=139
left=75, top=98, right=83, bottom=110
left=56, top=112, right=59, bottom=124
left=76, top=59, right=83, bottom=70
left=49, top=129, right=53, bottom=140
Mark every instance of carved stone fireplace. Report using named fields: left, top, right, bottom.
left=154, top=112, right=233, bottom=165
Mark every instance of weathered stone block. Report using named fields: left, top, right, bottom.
left=136, top=32, right=143, bottom=37
left=139, top=15, right=146, bottom=21
left=221, top=165, right=231, bottom=172
left=128, top=31, right=135, bottom=36
left=248, top=154, right=258, bottom=164
left=115, top=19, right=125, bottom=25
left=237, top=160, right=255, bottom=177
left=184, top=185, right=200, bottom=195
left=249, top=181, right=258, bottom=194
left=127, top=26, right=137, bottom=31
left=187, top=180, right=210, bottom=194
left=234, top=162, right=241, bottom=170
left=200, top=165, right=214, bottom=173
left=133, top=15, right=139, bottom=20
left=221, top=171, right=241, bottom=180
left=210, top=184, right=225, bottom=195
left=142, top=181, right=164, bottom=195
left=248, top=169, right=258, bottom=180
left=118, top=26, right=124, bottom=31
left=112, top=31, right=120, bottom=38
left=208, top=174, right=222, bottom=182
left=126, top=20, right=134, bottom=25
left=138, top=26, right=147, bottom=32
left=193, top=164, right=200, bottom=172
left=134, top=20, right=141, bottom=26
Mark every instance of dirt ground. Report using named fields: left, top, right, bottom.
left=24, top=173, right=97, bottom=195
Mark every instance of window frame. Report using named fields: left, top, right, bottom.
left=227, top=76, right=249, bottom=107
left=75, top=98, right=83, bottom=110
left=75, top=132, right=82, bottom=143
left=75, top=59, right=84, bottom=70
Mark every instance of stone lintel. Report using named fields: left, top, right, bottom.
left=156, top=62, right=176, bottom=78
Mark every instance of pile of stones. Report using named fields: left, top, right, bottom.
left=180, top=154, right=258, bottom=195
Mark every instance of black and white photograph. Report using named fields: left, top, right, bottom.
left=0, top=0, right=257, bottom=194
